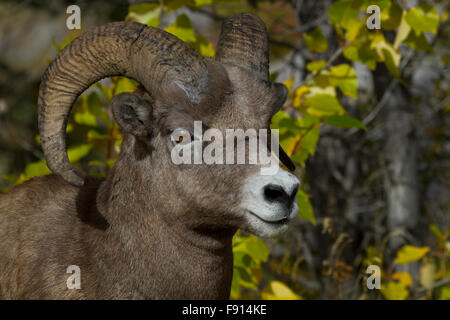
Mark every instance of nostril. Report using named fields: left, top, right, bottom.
left=263, top=184, right=293, bottom=209
left=264, top=184, right=286, bottom=202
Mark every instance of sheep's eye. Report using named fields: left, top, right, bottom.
left=171, top=128, right=192, bottom=145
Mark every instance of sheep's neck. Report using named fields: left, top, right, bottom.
left=93, top=174, right=235, bottom=299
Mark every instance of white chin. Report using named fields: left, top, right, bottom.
left=242, top=211, right=291, bottom=238
left=239, top=169, right=300, bottom=238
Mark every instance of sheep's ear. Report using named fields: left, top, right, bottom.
left=110, top=92, right=152, bottom=138
left=273, top=82, right=288, bottom=107
left=269, top=82, right=288, bottom=116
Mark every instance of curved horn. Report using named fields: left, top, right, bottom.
left=38, top=21, right=208, bottom=186
left=215, top=13, right=269, bottom=81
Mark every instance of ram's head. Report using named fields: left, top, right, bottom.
left=38, top=13, right=300, bottom=238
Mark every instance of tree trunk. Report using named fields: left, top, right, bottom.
left=383, top=84, right=420, bottom=251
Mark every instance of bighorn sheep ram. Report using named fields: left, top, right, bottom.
left=0, top=13, right=300, bottom=299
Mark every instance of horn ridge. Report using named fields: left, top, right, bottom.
left=215, top=13, right=269, bottom=81
left=38, top=21, right=207, bottom=186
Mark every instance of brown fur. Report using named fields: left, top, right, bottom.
left=0, top=58, right=286, bottom=299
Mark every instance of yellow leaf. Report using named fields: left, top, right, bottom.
left=127, top=3, right=161, bottom=27
left=371, top=34, right=401, bottom=78
left=24, top=160, right=51, bottom=179
left=306, top=60, right=326, bottom=72
left=297, top=190, right=316, bottom=225
left=394, top=11, right=411, bottom=50
left=303, top=27, right=328, bottom=53
left=329, top=64, right=358, bottom=98
left=303, top=93, right=345, bottom=117
left=392, top=272, right=413, bottom=286
left=68, top=144, right=93, bottom=163
left=193, top=35, right=215, bottom=57
left=115, top=77, right=139, bottom=94
left=292, top=85, right=309, bottom=108
left=381, top=281, right=409, bottom=300
left=283, top=77, right=294, bottom=93
left=345, top=18, right=364, bottom=42
left=419, top=259, right=436, bottom=288
left=15, top=174, right=27, bottom=186
left=74, top=111, right=97, bottom=127
left=261, top=281, right=300, bottom=300
left=284, top=133, right=302, bottom=156
left=165, top=14, right=196, bottom=43
left=395, top=245, right=430, bottom=264
left=440, top=287, right=450, bottom=300
left=405, top=4, right=440, bottom=35
left=307, top=85, right=336, bottom=97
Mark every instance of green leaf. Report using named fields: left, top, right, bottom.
left=192, top=35, right=215, bottom=57
left=165, top=0, right=195, bottom=11
left=343, top=45, right=376, bottom=70
left=362, top=0, right=391, bottom=10
left=391, top=272, right=413, bottom=287
left=233, top=266, right=258, bottom=290
left=381, top=2, right=403, bottom=30
left=395, top=245, right=430, bottom=264
left=24, top=160, right=51, bottom=179
left=394, top=11, right=411, bottom=49
left=329, top=1, right=359, bottom=30
left=324, top=115, right=366, bottom=130
left=405, top=4, right=439, bottom=35
left=233, top=235, right=269, bottom=263
left=311, top=72, right=331, bottom=88
left=87, top=130, right=110, bottom=142
left=261, top=281, right=300, bottom=300
left=297, top=190, right=315, bottom=224
left=165, top=14, right=197, bottom=43
left=87, top=92, right=110, bottom=125
left=127, top=3, right=161, bottom=27
left=277, top=118, right=307, bottom=134
left=381, top=281, right=409, bottom=300
left=107, top=158, right=117, bottom=169
left=382, top=48, right=400, bottom=79
left=115, top=77, right=139, bottom=94
left=271, top=110, right=306, bottom=144
left=74, top=111, right=98, bottom=127
left=429, top=224, right=443, bottom=238
left=303, top=94, right=345, bottom=117
left=194, top=0, right=213, bottom=6
left=306, top=60, right=326, bottom=72
left=68, top=144, right=93, bottom=163
left=329, top=64, right=358, bottom=98
left=291, top=125, right=320, bottom=167
left=371, top=34, right=401, bottom=79
left=303, top=27, right=328, bottom=53
left=403, top=30, right=432, bottom=51
left=195, top=0, right=240, bottom=6
left=291, top=149, right=309, bottom=167
left=440, top=286, right=450, bottom=300
left=233, top=251, right=258, bottom=269
left=96, top=83, right=113, bottom=100
left=299, top=126, right=320, bottom=156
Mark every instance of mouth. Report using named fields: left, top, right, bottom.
left=246, top=210, right=290, bottom=226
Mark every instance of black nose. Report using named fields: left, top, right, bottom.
left=263, top=183, right=299, bottom=209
